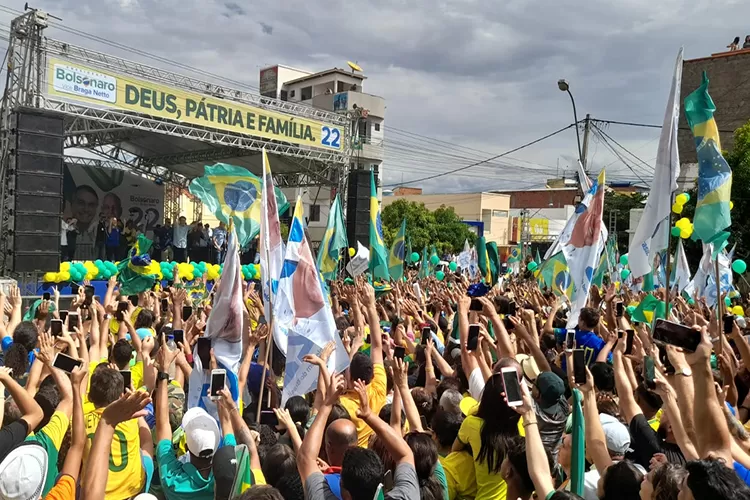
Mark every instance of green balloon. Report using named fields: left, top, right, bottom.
left=619, top=254, right=629, bottom=266
left=687, top=298, right=695, bottom=305
left=725, top=296, right=732, bottom=307
left=430, top=255, right=440, bottom=266
left=620, top=269, right=631, bottom=280
left=411, top=252, right=420, bottom=263
left=449, top=261, right=458, bottom=272
left=527, top=261, right=538, bottom=272
left=670, top=226, right=681, bottom=237
left=435, top=271, right=445, bottom=281
left=732, top=259, right=747, bottom=274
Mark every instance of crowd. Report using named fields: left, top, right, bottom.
left=1, top=264, right=750, bottom=500
left=61, top=214, right=230, bottom=265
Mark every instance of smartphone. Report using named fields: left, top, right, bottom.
left=84, top=285, right=95, bottom=306
left=182, top=305, right=193, bottom=320
left=724, top=314, right=735, bottom=335
left=565, top=329, right=575, bottom=351
left=501, top=367, right=523, bottom=407
left=616, top=302, right=624, bottom=318
left=120, top=370, right=132, bottom=391
left=70, top=283, right=80, bottom=295
left=652, top=319, right=702, bottom=353
left=172, top=329, right=184, bottom=346
left=621, top=329, right=633, bottom=355
left=573, top=349, right=586, bottom=384
left=210, top=369, right=226, bottom=399
left=51, top=319, right=63, bottom=337
left=644, top=355, right=656, bottom=389
left=659, top=345, right=675, bottom=375
left=128, top=295, right=139, bottom=307
left=42, top=292, right=50, bottom=301
left=470, top=299, right=483, bottom=312
left=161, top=298, right=169, bottom=313
left=383, top=470, right=394, bottom=492
left=617, top=330, right=624, bottom=340
left=467, top=324, right=480, bottom=352
left=258, top=315, right=267, bottom=325
left=52, top=353, right=82, bottom=373
left=259, top=410, right=279, bottom=427
left=394, top=346, right=406, bottom=360
left=197, top=337, right=211, bottom=367
left=68, top=312, right=79, bottom=330
left=421, top=327, right=431, bottom=345
left=59, top=310, right=68, bottom=323
left=507, top=301, right=517, bottom=317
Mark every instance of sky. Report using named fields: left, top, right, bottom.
left=1, top=0, right=746, bottom=193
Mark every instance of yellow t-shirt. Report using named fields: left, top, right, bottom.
left=131, top=361, right=144, bottom=390
left=457, top=415, right=508, bottom=500
left=440, top=451, right=477, bottom=500
left=83, top=408, right=144, bottom=500
left=339, top=363, right=388, bottom=447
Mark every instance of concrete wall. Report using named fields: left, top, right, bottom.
left=498, top=188, right=579, bottom=209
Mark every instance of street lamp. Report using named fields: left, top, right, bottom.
left=558, top=79, right=583, bottom=164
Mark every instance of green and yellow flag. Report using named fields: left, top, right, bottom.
left=388, top=219, right=407, bottom=281
left=316, top=195, right=347, bottom=281
left=188, top=162, right=289, bottom=247
left=685, top=71, right=732, bottom=249
left=476, top=236, right=491, bottom=283
left=538, top=251, right=573, bottom=299
left=369, top=170, right=390, bottom=281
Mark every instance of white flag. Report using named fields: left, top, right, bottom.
left=629, top=48, right=683, bottom=278
left=671, top=239, right=691, bottom=292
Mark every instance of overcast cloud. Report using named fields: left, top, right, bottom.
left=6, top=0, right=747, bottom=192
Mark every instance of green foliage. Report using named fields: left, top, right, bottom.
left=381, top=199, right=476, bottom=254
left=604, top=191, right=647, bottom=254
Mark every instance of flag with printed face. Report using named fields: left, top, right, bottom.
left=316, top=195, right=347, bottom=281
left=369, top=171, right=390, bottom=281
left=560, top=170, right=608, bottom=328
left=629, top=49, right=683, bottom=279
left=187, top=228, right=243, bottom=418
left=388, top=219, right=407, bottom=281
left=259, top=150, right=286, bottom=350
left=188, top=162, right=289, bottom=248
left=278, top=198, right=350, bottom=404
left=685, top=71, right=733, bottom=249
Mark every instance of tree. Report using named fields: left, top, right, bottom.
left=381, top=199, right=476, bottom=254
left=604, top=191, right=646, bottom=254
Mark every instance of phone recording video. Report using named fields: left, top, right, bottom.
left=652, top=319, right=702, bottom=353
left=68, top=312, right=79, bottom=330
left=501, top=367, right=523, bottom=407
left=507, top=301, right=517, bottom=317
left=210, top=369, right=226, bottom=399
left=625, top=329, right=635, bottom=355
left=260, top=410, right=279, bottom=427
left=565, top=329, right=575, bottom=351
left=182, top=305, right=193, bottom=320
left=394, top=346, right=406, bottom=360
left=659, top=345, right=675, bottom=375
left=644, top=355, right=656, bottom=389
left=120, top=370, right=132, bottom=391
left=172, top=329, right=184, bottom=346
left=84, top=285, right=95, bottom=306
left=573, top=349, right=586, bottom=384
left=470, top=299, right=483, bottom=312
left=197, top=337, right=211, bottom=367
left=724, top=314, right=735, bottom=335
left=616, top=302, right=624, bottom=318
left=421, top=327, right=432, bottom=345
left=161, top=298, right=169, bottom=313
left=42, top=292, right=50, bottom=301
left=467, top=324, right=480, bottom=352
left=51, top=319, right=63, bottom=337
left=52, top=353, right=82, bottom=373
left=59, top=310, right=68, bottom=324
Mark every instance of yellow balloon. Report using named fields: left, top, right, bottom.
left=675, top=217, right=690, bottom=229
left=676, top=193, right=689, bottom=205
left=59, top=271, right=71, bottom=282
left=680, top=227, right=693, bottom=239
left=348, top=247, right=356, bottom=257
left=60, top=262, right=71, bottom=272
left=730, top=201, right=735, bottom=210
left=43, top=272, right=56, bottom=282
left=733, top=305, right=745, bottom=316
left=672, top=202, right=683, bottom=214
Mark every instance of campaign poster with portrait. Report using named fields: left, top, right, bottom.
left=62, top=163, right=165, bottom=246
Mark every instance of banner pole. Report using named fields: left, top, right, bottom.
left=664, top=204, right=674, bottom=321
left=715, top=256, right=723, bottom=355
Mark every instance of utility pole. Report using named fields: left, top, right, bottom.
left=580, top=113, right=592, bottom=174
left=520, top=209, right=530, bottom=262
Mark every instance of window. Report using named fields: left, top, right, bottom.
left=337, top=81, right=346, bottom=93
left=492, top=210, right=508, bottom=218
left=358, top=120, right=368, bottom=140
left=300, top=86, right=312, bottom=100
left=310, top=204, right=321, bottom=222
left=374, top=123, right=381, bottom=132
left=280, top=90, right=288, bottom=101
left=289, top=89, right=295, bottom=98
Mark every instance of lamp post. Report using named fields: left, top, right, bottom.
left=558, top=79, right=583, bottom=165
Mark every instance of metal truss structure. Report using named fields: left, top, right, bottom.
left=0, top=9, right=352, bottom=275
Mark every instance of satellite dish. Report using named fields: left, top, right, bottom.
left=347, top=61, right=363, bottom=73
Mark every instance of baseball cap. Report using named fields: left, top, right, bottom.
left=182, top=407, right=221, bottom=458
left=599, top=413, right=633, bottom=455
left=0, top=442, right=48, bottom=500
left=212, top=445, right=238, bottom=500
left=535, top=372, right=565, bottom=413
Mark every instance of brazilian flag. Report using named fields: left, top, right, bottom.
left=188, top=162, right=289, bottom=247
left=117, top=234, right=159, bottom=295
left=388, top=219, right=406, bottom=281
left=419, top=247, right=429, bottom=279
left=476, top=237, right=491, bottom=283
left=487, top=241, right=500, bottom=285
left=369, top=170, right=390, bottom=281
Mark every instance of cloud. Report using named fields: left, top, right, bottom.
left=16, top=0, right=750, bottom=194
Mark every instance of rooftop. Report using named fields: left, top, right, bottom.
left=283, top=68, right=367, bottom=86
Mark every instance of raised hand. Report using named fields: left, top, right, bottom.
left=353, top=379, right=371, bottom=419
left=37, top=330, right=55, bottom=366
left=101, top=390, right=151, bottom=426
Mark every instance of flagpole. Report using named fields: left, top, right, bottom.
left=715, top=256, right=724, bottom=355
left=664, top=200, right=674, bottom=321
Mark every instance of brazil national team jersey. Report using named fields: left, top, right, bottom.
left=554, top=327, right=611, bottom=370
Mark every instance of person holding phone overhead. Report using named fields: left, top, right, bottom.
left=543, top=304, right=610, bottom=370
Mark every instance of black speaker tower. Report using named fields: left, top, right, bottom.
left=346, top=169, right=371, bottom=248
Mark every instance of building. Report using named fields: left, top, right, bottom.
left=677, top=48, right=750, bottom=189
left=258, top=64, right=386, bottom=244
left=381, top=192, right=511, bottom=247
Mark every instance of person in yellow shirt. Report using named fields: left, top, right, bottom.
left=338, top=284, right=388, bottom=447
left=83, top=365, right=152, bottom=499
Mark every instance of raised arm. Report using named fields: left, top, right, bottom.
left=61, top=365, right=89, bottom=478
left=360, top=283, right=383, bottom=365
left=612, top=340, right=641, bottom=424
left=0, top=367, right=43, bottom=431
left=580, top=366, right=613, bottom=472
left=514, top=383, right=556, bottom=498
left=355, top=379, right=414, bottom=466
left=391, top=358, right=423, bottom=433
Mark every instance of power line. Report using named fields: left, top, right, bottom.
left=592, top=118, right=735, bottom=134
left=591, top=127, right=650, bottom=185
left=383, top=124, right=575, bottom=188
left=593, top=124, right=655, bottom=174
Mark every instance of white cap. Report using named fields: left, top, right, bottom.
left=599, top=413, right=633, bottom=455
left=182, top=407, right=221, bottom=458
left=0, top=442, right=48, bottom=500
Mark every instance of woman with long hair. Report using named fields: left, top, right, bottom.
left=452, top=358, right=522, bottom=499
left=405, top=432, right=446, bottom=500
left=4, top=321, right=39, bottom=386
